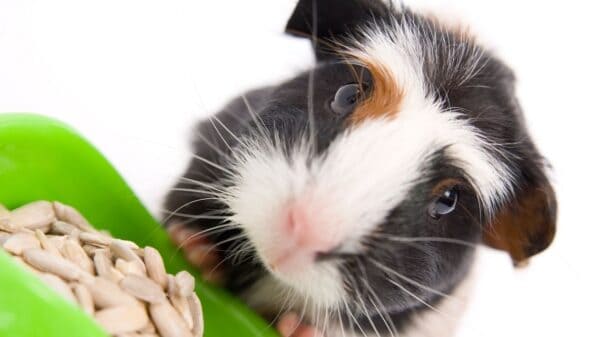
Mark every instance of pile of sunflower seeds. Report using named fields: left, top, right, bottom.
left=0, top=201, right=203, bottom=337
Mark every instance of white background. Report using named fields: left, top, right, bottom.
left=1, top=0, right=599, bottom=336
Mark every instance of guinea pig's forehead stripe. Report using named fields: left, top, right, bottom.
left=315, top=104, right=513, bottom=228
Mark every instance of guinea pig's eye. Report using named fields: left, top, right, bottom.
left=428, top=186, right=459, bottom=220
left=330, top=83, right=364, bottom=115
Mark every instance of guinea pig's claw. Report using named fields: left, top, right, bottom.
left=277, top=313, right=325, bottom=337
left=167, top=222, right=225, bottom=284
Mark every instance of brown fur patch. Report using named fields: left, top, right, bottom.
left=483, top=184, right=557, bottom=264
left=347, top=58, right=405, bottom=125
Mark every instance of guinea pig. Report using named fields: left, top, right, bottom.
left=164, top=0, right=557, bottom=336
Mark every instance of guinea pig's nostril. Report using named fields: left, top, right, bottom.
left=282, top=205, right=304, bottom=238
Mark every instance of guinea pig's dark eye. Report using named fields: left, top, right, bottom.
left=428, top=186, right=459, bottom=220
left=330, top=83, right=364, bottom=115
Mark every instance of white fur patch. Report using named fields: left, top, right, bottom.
left=222, top=18, right=513, bottom=311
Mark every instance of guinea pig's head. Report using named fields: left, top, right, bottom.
left=219, top=0, right=557, bottom=318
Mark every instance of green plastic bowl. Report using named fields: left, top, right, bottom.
left=0, top=113, right=278, bottom=337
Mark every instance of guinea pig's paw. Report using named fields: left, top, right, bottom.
left=277, top=313, right=325, bottom=337
left=167, top=222, right=225, bottom=284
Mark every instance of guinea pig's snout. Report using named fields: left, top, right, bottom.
left=265, top=197, right=341, bottom=273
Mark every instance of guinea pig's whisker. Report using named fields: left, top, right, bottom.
left=177, top=177, right=229, bottom=194
left=174, top=222, right=238, bottom=248
left=313, top=302, right=321, bottom=337
left=339, top=278, right=368, bottom=337
left=387, top=276, right=440, bottom=313
left=205, top=249, right=236, bottom=273
left=207, top=116, right=235, bottom=154
left=168, top=187, right=224, bottom=198
left=335, top=305, right=348, bottom=337
left=211, top=115, right=247, bottom=149
left=188, top=152, right=235, bottom=176
left=226, top=238, right=255, bottom=264
left=209, top=236, right=254, bottom=271
left=369, top=259, right=462, bottom=303
left=304, top=0, right=319, bottom=153
left=337, top=264, right=367, bottom=336
left=349, top=274, right=383, bottom=337
left=173, top=214, right=230, bottom=227
left=161, top=197, right=223, bottom=225
left=160, top=211, right=229, bottom=220
left=386, top=236, right=478, bottom=249
left=192, top=129, right=231, bottom=159
left=266, top=286, right=294, bottom=331
left=208, top=233, right=247, bottom=249
left=357, top=261, right=398, bottom=337
left=367, top=232, right=479, bottom=249
left=241, top=94, right=270, bottom=142
left=363, top=235, right=431, bottom=258
left=167, top=222, right=237, bottom=262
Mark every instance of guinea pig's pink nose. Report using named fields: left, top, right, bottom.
left=267, top=199, right=340, bottom=272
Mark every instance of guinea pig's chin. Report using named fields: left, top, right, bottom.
left=261, top=253, right=346, bottom=309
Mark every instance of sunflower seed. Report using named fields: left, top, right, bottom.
left=23, top=249, right=81, bottom=280
left=167, top=274, right=177, bottom=297
left=51, top=220, right=78, bottom=235
left=110, top=240, right=140, bottom=260
left=0, top=205, right=18, bottom=233
left=149, top=301, right=193, bottom=337
left=120, top=274, right=166, bottom=303
left=53, top=201, right=94, bottom=232
left=174, top=271, right=195, bottom=297
left=39, top=273, right=77, bottom=303
left=110, top=240, right=146, bottom=274
left=85, top=276, right=138, bottom=308
left=188, top=292, right=204, bottom=337
left=3, top=232, right=41, bottom=255
left=0, top=221, right=18, bottom=233
left=5, top=201, right=203, bottom=336
left=139, top=321, right=157, bottom=333
left=82, top=244, right=99, bottom=256
left=95, top=305, right=149, bottom=335
left=115, top=239, right=140, bottom=250
left=47, top=235, right=66, bottom=252
left=170, top=294, right=193, bottom=329
left=94, top=251, right=125, bottom=283
left=35, top=229, right=61, bottom=256
left=73, top=283, right=95, bottom=315
left=144, top=247, right=168, bottom=290
left=9, top=201, right=55, bottom=230
left=62, top=238, right=94, bottom=274
left=12, top=255, right=42, bottom=274
left=115, top=258, right=146, bottom=277
left=80, top=231, right=111, bottom=246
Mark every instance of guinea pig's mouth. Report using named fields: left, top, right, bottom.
left=314, top=246, right=359, bottom=262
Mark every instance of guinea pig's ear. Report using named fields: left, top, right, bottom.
left=483, top=153, right=557, bottom=266
left=285, top=0, right=390, bottom=60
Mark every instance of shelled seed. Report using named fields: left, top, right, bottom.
left=144, top=247, right=168, bottom=290
left=9, top=201, right=55, bottom=230
left=2, top=232, right=40, bottom=255
left=1, top=201, right=204, bottom=337
left=95, top=305, right=149, bottom=335
left=120, top=275, right=166, bottom=304
left=23, top=249, right=81, bottom=280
